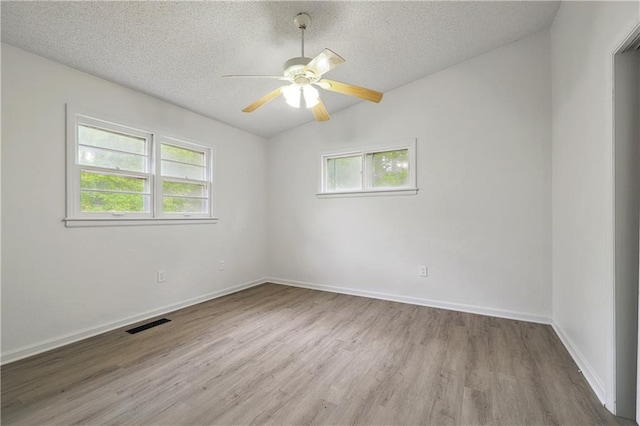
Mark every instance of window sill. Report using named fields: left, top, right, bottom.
left=64, top=217, right=219, bottom=228
left=316, top=188, right=418, bottom=199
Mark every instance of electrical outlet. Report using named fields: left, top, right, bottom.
left=219, top=260, right=225, bottom=271
left=157, top=270, right=166, bottom=283
left=419, top=266, right=428, bottom=277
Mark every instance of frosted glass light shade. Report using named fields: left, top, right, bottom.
left=303, top=85, right=319, bottom=108
left=281, top=84, right=301, bottom=108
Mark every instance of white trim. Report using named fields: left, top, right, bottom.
left=610, top=20, right=640, bottom=416
left=0, top=278, right=263, bottom=365
left=2, top=277, right=558, bottom=367
left=265, top=277, right=551, bottom=324
left=316, top=188, right=418, bottom=198
left=268, top=278, right=607, bottom=403
left=552, top=321, right=607, bottom=405
left=609, top=39, right=618, bottom=415
left=0, top=271, right=609, bottom=408
left=63, top=217, right=219, bottom=227
left=615, top=21, right=640, bottom=54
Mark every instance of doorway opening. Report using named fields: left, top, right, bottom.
left=613, top=25, right=640, bottom=421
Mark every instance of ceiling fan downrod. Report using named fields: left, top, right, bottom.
left=294, top=13, right=311, bottom=58
left=224, top=10, right=383, bottom=122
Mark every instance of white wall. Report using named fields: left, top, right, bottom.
left=267, top=31, right=552, bottom=321
left=551, top=0, right=640, bottom=409
left=1, top=44, right=268, bottom=362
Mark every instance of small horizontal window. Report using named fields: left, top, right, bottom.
left=319, top=139, right=417, bottom=197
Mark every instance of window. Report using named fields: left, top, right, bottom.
left=66, top=106, right=216, bottom=227
left=159, top=139, right=210, bottom=216
left=319, top=139, right=417, bottom=197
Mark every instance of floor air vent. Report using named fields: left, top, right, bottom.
left=126, top=318, right=171, bottom=334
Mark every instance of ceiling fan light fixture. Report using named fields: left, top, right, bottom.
left=227, top=12, right=383, bottom=122
left=282, top=84, right=301, bottom=108
left=303, top=85, right=319, bottom=108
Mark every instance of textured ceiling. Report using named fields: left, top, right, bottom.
left=1, top=1, right=559, bottom=138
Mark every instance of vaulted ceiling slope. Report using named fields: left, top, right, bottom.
left=1, top=1, right=559, bottom=138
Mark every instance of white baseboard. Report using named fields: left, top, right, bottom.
left=7, top=275, right=607, bottom=409
left=265, top=277, right=551, bottom=324
left=268, top=278, right=611, bottom=405
left=266, top=277, right=608, bottom=409
left=1, top=278, right=265, bottom=365
left=4, top=275, right=606, bottom=410
left=551, top=321, right=606, bottom=405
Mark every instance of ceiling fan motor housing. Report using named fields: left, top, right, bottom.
left=283, top=57, right=316, bottom=84
left=230, top=11, right=382, bottom=120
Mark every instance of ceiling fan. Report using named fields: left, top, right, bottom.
left=223, top=13, right=383, bottom=122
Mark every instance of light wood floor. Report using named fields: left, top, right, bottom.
left=1, top=283, right=632, bottom=425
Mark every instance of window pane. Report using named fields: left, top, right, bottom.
left=161, top=144, right=204, bottom=166
left=371, top=149, right=409, bottom=188
left=326, top=155, right=362, bottom=191
left=161, top=160, right=205, bottom=180
left=79, top=125, right=145, bottom=154
left=81, top=171, right=146, bottom=193
left=79, top=146, right=146, bottom=172
left=81, top=191, right=148, bottom=212
left=163, top=197, right=207, bottom=214
left=163, top=181, right=206, bottom=197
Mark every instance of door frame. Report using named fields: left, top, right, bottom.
left=610, top=21, right=640, bottom=419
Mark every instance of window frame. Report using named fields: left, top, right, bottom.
left=65, top=105, right=218, bottom=227
left=318, top=138, right=418, bottom=198
left=156, top=136, right=214, bottom=219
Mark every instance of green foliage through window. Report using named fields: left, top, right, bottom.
left=161, top=144, right=204, bottom=165
left=161, top=143, right=208, bottom=214
left=80, top=171, right=147, bottom=212
left=322, top=143, right=414, bottom=194
left=81, top=191, right=146, bottom=212
left=163, top=181, right=205, bottom=197
left=327, top=156, right=362, bottom=191
left=371, top=149, right=409, bottom=188
left=81, top=171, right=145, bottom=192
left=163, top=197, right=206, bottom=213
left=71, top=112, right=213, bottom=218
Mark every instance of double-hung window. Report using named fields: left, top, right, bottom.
left=66, top=106, right=216, bottom=227
left=319, top=139, right=418, bottom=197
left=158, top=139, right=211, bottom=216
left=75, top=118, right=152, bottom=216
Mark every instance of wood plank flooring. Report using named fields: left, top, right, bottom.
left=1, top=283, right=632, bottom=425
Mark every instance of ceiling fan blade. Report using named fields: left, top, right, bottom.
left=311, top=98, right=330, bottom=122
left=223, top=75, right=290, bottom=81
left=317, top=79, right=383, bottom=103
left=242, top=87, right=283, bottom=113
left=304, top=49, right=345, bottom=77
